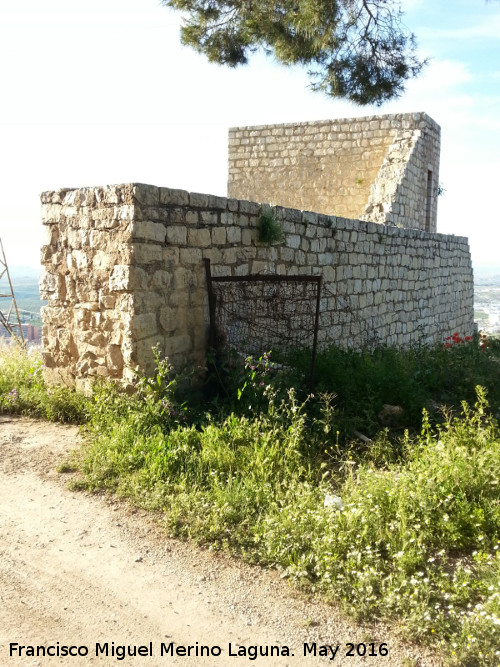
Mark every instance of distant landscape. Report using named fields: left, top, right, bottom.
left=474, top=269, right=500, bottom=335
left=2, top=265, right=500, bottom=339
left=5, top=267, right=45, bottom=328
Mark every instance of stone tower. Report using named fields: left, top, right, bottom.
left=228, top=112, right=440, bottom=232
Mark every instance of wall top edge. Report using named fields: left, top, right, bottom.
left=40, top=183, right=468, bottom=246
left=229, top=112, right=440, bottom=134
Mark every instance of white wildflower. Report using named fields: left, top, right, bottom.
left=324, top=494, right=344, bottom=511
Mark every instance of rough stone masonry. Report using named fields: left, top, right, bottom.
left=228, top=112, right=440, bottom=232
left=40, top=113, right=473, bottom=390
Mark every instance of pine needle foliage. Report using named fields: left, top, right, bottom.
left=163, top=0, right=425, bottom=105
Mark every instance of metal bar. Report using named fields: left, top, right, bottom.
left=0, top=311, right=24, bottom=347
left=204, top=258, right=217, bottom=349
left=211, top=273, right=322, bottom=284
left=0, top=237, right=25, bottom=348
left=308, top=276, right=322, bottom=392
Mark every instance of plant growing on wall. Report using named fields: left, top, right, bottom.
left=258, top=208, right=284, bottom=245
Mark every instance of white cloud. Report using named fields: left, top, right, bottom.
left=438, top=162, right=500, bottom=267
left=409, top=59, right=473, bottom=91
left=420, top=14, right=500, bottom=42
left=400, top=0, right=426, bottom=12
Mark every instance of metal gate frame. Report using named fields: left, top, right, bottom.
left=204, top=258, right=321, bottom=390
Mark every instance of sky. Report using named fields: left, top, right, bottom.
left=0, top=0, right=499, bottom=273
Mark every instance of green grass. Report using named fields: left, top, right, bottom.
left=76, top=385, right=500, bottom=665
left=284, top=334, right=500, bottom=440
left=1, top=338, right=500, bottom=665
left=0, top=343, right=90, bottom=423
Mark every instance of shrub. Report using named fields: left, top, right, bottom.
left=257, top=208, right=284, bottom=244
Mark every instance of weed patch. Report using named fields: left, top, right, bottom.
left=0, top=343, right=89, bottom=423
left=76, top=378, right=500, bottom=663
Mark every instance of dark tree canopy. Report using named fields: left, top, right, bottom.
left=162, top=0, right=425, bottom=105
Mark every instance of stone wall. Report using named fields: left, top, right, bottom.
left=228, top=112, right=440, bottom=233
left=40, top=183, right=473, bottom=390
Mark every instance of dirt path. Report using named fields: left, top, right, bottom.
left=0, top=416, right=442, bottom=667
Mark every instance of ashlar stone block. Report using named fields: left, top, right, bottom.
left=132, top=220, right=167, bottom=243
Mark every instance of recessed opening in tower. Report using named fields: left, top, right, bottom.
left=425, top=170, right=433, bottom=232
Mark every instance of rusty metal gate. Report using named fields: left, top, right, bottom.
left=204, top=259, right=321, bottom=388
